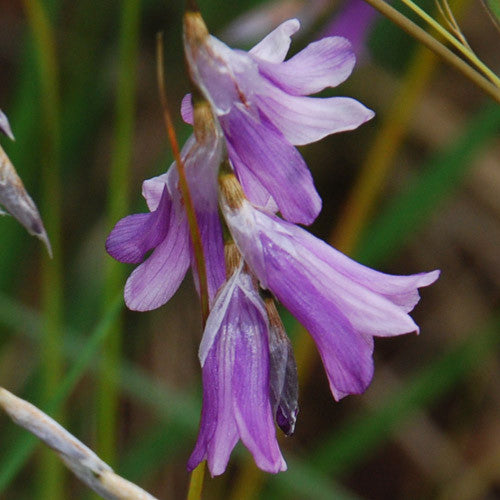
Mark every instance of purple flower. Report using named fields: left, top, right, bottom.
left=183, top=15, right=374, bottom=224
left=188, top=260, right=286, bottom=476
left=219, top=174, right=439, bottom=400
left=106, top=125, right=226, bottom=311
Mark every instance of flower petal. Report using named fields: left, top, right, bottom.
left=188, top=345, right=239, bottom=476
left=229, top=146, right=278, bottom=213
left=105, top=186, right=171, bottom=264
left=232, top=293, right=286, bottom=473
left=221, top=104, right=321, bottom=224
left=181, top=94, right=194, bottom=125
left=192, top=270, right=285, bottom=475
left=255, top=36, right=356, bottom=95
left=256, top=85, right=375, bottom=146
left=124, top=206, right=190, bottom=311
left=220, top=197, right=439, bottom=399
left=249, top=18, right=300, bottom=63
left=296, top=230, right=440, bottom=312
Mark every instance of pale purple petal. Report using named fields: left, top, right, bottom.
left=295, top=229, right=441, bottom=313
left=190, top=271, right=285, bottom=476
left=221, top=104, right=321, bottom=224
left=249, top=18, right=300, bottom=63
left=105, top=186, right=171, bottom=264
left=229, top=147, right=278, bottom=213
left=255, top=36, right=356, bottom=95
left=124, top=206, right=190, bottom=311
left=188, top=345, right=239, bottom=475
left=221, top=197, right=439, bottom=399
left=142, top=173, right=170, bottom=211
left=181, top=94, right=194, bottom=125
left=232, top=295, right=286, bottom=473
left=0, top=109, right=14, bottom=140
left=256, top=88, right=375, bottom=146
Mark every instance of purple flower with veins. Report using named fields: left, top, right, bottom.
left=106, top=113, right=226, bottom=311
left=219, top=174, right=439, bottom=400
left=182, top=14, right=374, bottom=224
left=188, top=253, right=288, bottom=476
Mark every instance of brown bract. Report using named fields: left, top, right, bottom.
left=218, top=172, right=246, bottom=210
left=0, top=144, right=52, bottom=256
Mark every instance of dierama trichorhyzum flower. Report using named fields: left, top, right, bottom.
left=219, top=172, right=439, bottom=401
left=182, top=11, right=374, bottom=224
left=106, top=7, right=440, bottom=477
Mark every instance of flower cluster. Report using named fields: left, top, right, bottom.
left=106, top=10, right=439, bottom=476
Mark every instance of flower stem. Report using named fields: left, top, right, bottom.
left=361, top=0, right=500, bottom=103
left=187, top=462, right=206, bottom=500
left=156, top=32, right=211, bottom=500
left=23, top=0, right=64, bottom=498
left=156, top=33, right=210, bottom=324
left=399, top=0, right=500, bottom=87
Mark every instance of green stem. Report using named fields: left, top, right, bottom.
left=361, top=0, right=500, bottom=103
left=98, top=0, right=141, bottom=467
left=23, top=0, right=64, bottom=498
left=399, top=0, right=500, bottom=86
left=187, top=462, right=206, bottom=500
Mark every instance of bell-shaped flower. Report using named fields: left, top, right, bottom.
left=182, top=13, right=374, bottom=225
left=219, top=173, right=440, bottom=400
left=106, top=105, right=226, bottom=311
left=189, top=258, right=286, bottom=476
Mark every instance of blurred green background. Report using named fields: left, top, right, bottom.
left=0, top=0, right=499, bottom=498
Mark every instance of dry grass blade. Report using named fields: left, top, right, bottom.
left=0, top=145, right=52, bottom=256
left=435, top=0, right=471, bottom=48
left=0, top=387, right=158, bottom=500
left=0, top=110, right=15, bottom=141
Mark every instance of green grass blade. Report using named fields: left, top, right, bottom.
left=98, top=0, right=142, bottom=468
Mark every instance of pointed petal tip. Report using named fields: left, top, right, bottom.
left=38, top=229, right=53, bottom=258
left=0, top=110, right=15, bottom=141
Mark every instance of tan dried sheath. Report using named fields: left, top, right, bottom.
left=0, top=114, right=52, bottom=256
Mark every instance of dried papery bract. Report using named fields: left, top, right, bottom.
left=0, top=109, right=15, bottom=140
left=0, top=139, right=52, bottom=256
left=0, top=387, right=157, bottom=500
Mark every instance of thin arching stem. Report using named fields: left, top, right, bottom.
left=361, top=0, right=500, bottom=103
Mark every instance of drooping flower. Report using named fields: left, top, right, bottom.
left=188, top=246, right=287, bottom=476
left=182, top=13, right=374, bottom=224
left=106, top=101, right=226, bottom=310
left=219, top=173, right=440, bottom=400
